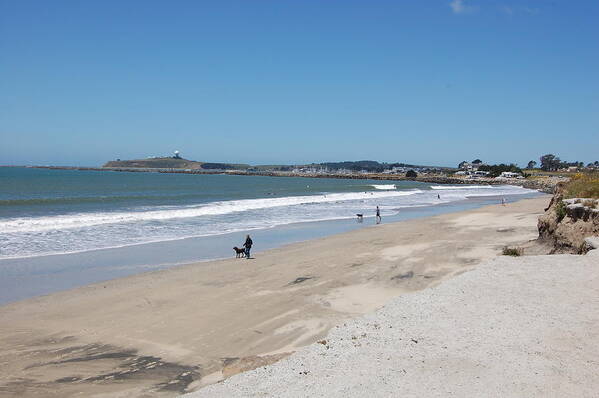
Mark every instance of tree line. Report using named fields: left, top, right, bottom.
left=534, top=154, right=598, bottom=171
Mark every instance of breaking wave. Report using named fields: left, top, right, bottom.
left=0, top=183, right=536, bottom=259
left=371, top=184, right=397, bottom=190
left=1, top=190, right=422, bottom=234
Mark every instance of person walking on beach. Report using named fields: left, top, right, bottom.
left=376, top=206, right=381, bottom=224
left=243, top=234, right=253, bottom=259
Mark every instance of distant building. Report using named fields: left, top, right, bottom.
left=383, top=166, right=407, bottom=174
left=173, top=150, right=181, bottom=159
left=499, top=171, right=521, bottom=178
left=460, top=162, right=475, bottom=171
left=459, top=159, right=485, bottom=172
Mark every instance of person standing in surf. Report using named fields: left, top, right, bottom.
left=243, top=234, right=253, bottom=259
left=376, top=206, right=381, bottom=224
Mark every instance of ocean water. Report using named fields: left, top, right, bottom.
left=0, top=167, right=537, bottom=261
left=0, top=167, right=546, bottom=304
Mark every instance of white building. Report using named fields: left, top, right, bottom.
left=459, top=160, right=484, bottom=171
left=499, top=171, right=522, bottom=178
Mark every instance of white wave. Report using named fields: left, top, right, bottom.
left=371, top=184, right=396, bottom=190
left=0, top=189, right=422, bottom=233
left=0, top=212, right=368, bottom=260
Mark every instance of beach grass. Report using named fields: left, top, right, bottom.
left=502, top=247, right=522, bottom=256
left=525, top=169, right=574, bottom=178
left=563, top=172, right=599, bottom=199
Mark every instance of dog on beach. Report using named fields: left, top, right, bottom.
left=233, top=246, right=246, bottom=258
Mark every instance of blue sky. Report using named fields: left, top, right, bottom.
left=1, top=0, right=597, bottom=167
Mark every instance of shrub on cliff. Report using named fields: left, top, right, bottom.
left=555, top=201, right=567, bottom=222
left=406, top=170, right=418, bottom=178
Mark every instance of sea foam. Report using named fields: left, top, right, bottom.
left=0, top=184, right=536, bottom=259
left=0, top=190, right=422, bottom=233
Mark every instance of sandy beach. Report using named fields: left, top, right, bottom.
left=0, top=196, right=549, bottom=397
left=191, top=249, right=599, bottom=398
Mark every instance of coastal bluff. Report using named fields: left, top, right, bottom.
left=538, top=185, right=599, bottom=253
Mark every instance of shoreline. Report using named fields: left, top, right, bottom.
left=0, top=196, right=550, bottom=397
left=0, top=192, right=542, bottom=305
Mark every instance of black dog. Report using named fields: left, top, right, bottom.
left=233, top=246, right=246, bottom=258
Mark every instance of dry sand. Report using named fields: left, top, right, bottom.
left=191, top=251, right=599, bottom=398
left=0, top=197, right=549, bottom=397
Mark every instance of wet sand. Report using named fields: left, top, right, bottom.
left=0, top=196, right=549, bottom=397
